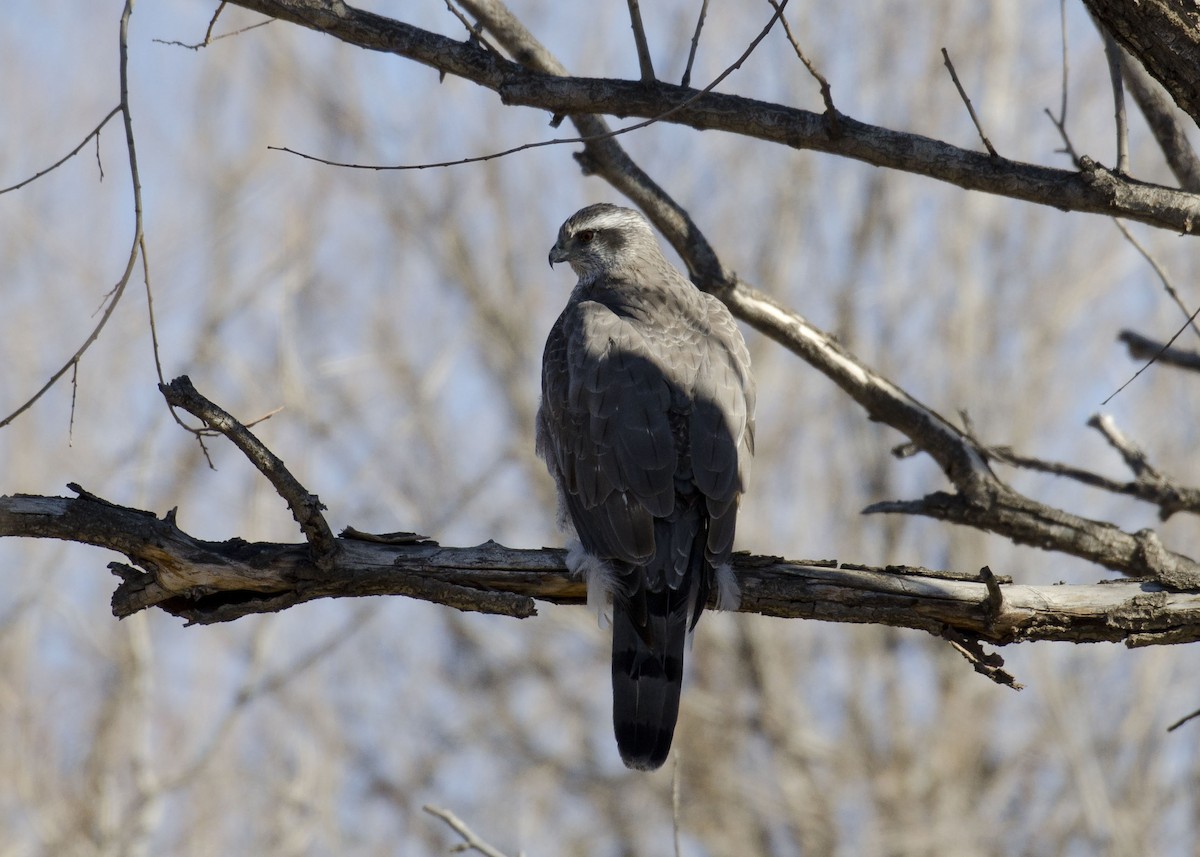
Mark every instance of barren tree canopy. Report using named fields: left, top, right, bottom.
left=4, top=1, right=1200, bottom=854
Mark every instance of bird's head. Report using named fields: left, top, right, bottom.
left=548, top=203, right=658, bottom=279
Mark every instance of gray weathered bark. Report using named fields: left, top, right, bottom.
left=2, top=490, right=1198, bottom=651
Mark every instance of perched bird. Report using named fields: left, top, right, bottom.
left=537, top=203, right=755, bottom=770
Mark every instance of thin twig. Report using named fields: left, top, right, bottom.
left=960, top=410, right=1200, bottom=520
left=442, top=0, right=498, bottom=54
left=0, top=106, right=121, bottom=195
left=137, top=236, right=215, bottom=463
left=769, top=0, right=838, bottom=134
left=203, top=0, right=227, bottom=43
left=680, top=0, right=709, bottom=87
left=271, top=0, right=789, bottom=172
left=94, top=132, right=104, bottom=179
left=243, top=406, right=285, bottom=428
left=1117, top=49, right=1200, bottom=192
left=1101, top=28, right=1129, bottom=173
left=68, top=362, right=79, bottom=445
left=986, top=445, right=1134, bottom=493
left=1112, top=219, right=1200, bottom=341
left=1045, top=0, right=1073, bottom=161
left=140, top=237, right=163, bottom=385
left=0, top=2, right=143, bottom=430
left=423, top=806, right=513, bottom=857
left=971, top=428, right=1200, bottom=520
left=1057, top=0, right=1069, bottom=127
left=155, top=0, right=226, bottom=47
left=941, top=47, right=997, bottom=157
left=153, top=2, right=274, bottom=50
left=672, top=756, right=683, bottom=857
left=155, top=18, right=271, bottom=49
left=1047, top=103, right=1200, bottom=398
left=626, top=0, right=655, bottom=82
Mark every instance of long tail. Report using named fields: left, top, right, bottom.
left=610, top=590, right=689, bottom=770
left=610, top=514, right=708, bottom=771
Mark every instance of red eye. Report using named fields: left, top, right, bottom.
left=578, top=229, right=596, bottom=243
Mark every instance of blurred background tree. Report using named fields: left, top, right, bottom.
left=2, top=1, right=1200, bottom=854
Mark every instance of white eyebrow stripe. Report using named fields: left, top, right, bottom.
left=572, top=210, right=641, bottom=232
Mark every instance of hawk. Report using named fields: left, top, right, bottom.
left=537, top=203, right=755, bottom=770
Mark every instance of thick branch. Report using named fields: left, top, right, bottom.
left=220, top=0, right=1200, bottom=234
left=1083, top=0, right=1200, bottom=130
left=723, top=283, right=996, bottom=499
left=3, top=491, right=1200, bottom=647
left=497, top=80, right=1200, bottom=233
left=864, top=489, right=1200, bottom=589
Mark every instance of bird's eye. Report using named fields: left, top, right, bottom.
left=577, top=229, right=596, bottom=244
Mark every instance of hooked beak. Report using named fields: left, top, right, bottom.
left=548, top=240, right=569, bottom=268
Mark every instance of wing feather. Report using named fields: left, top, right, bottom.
left=539, top=289, right=755, bottom=570
left=538, top=298, right=677, bottom=564
left=688, top=295, right=755, bottom=564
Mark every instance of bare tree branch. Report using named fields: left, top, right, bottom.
left=863, top=487, right=1200, bottom=589
left=1111, top=219, right=1200, bottom=339
left=941, top=47, right=997, bottom=157
left=3, top=489, right=1200, bottom=649
left=158, top=376, right=337, bottom=564
left=0, top=106, right=121, bottom=195
left=270, top=0, right=787, bottom=174
left=680, top=0, right=708, bottom=88
left=1100, top=27, right=1130, bottom=173
left=0, top=1, right=144, bottom=429
left=152, top=1, right=275, bottom=50
left=223, top=0, right=1200, bottom=235
left=625, top=0, right=655, bottom=82
left=770, top=0, right=839, bottom=135
left=1117, top=48, right=1200, bottom=192
left=423, top=805, right=515, bottom=857
left=979, top=414, right=1200, bottom=521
